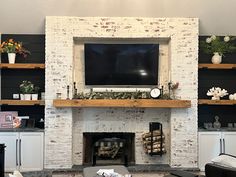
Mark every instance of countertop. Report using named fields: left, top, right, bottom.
left=0, top=128, right=44, bottom=132
left=198, top=128, right=236, bottom=132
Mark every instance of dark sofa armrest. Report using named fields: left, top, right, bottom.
left=205, top=163, right=236, bottom=177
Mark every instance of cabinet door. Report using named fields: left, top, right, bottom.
left=223, top=132, right=236, bottom=156
left=198, top=132, right=221, bottom=171
left=0, top=132, right=18, bottom=172
left=19, top=132, right=44, bottom=171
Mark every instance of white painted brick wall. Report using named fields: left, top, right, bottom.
left=45, top=17, right=198, bottom=169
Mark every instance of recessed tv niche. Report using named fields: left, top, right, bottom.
left=84, top=43, right=159, bottom=85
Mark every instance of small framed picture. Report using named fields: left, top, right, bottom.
left=5, top=115, right=13, bottom=122
left=0, top=111, right=18, bottom=128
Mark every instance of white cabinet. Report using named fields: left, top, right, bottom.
left=0, top=132, right=18, bottom=171
left=0, top=132, right=44, bottom=172
left=198, top=131, right=236, bottom=171
left=223, top=132, right=236, bottom=155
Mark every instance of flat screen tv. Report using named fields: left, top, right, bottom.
left=84, top=43, right=159, bottom=85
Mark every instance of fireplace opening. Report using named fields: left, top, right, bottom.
left=83, top=132, right=135, bottom=166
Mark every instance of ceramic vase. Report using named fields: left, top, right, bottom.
left=213, top=116, right=221, bottom=129
left=8, top=53, right=16, bottom=64
left=31, top=94, right=38, bottom=100
left=211, top=52, right=222, bottom=64
left=20, top=94, right=25, bottom=100
left=24, top=94, right=31, bottom=100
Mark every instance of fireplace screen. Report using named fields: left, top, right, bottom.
left=83, top=132, right=135, bottom=166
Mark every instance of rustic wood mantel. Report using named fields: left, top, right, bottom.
left=53, top=99, right=191, bottom=108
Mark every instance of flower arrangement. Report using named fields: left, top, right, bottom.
left=33, top=86, right=40, bottom=94
left=167, top=82, right=179, bottom=99
left=207, top=87, right=228, bottom=100
left=200, top=35, right=236, bottom=56
left=0, top=39, right=30, bottom=58
left=170, top=82, right=179, bottom=90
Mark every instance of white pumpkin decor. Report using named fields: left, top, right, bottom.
left=229, top=93, right=236, bottom=100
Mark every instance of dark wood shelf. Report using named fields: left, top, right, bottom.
left=0, top=63, right=45, bottom=69
left=198, top=99, right=236, bottom=105
left=198, top=63, right=236, bottom=69
left=53, top=99, right=191, bottom=108
left=0, top=100, right=45, bottom=106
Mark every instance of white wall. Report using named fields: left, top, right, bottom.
left=0, top=0, right=235, bottom=35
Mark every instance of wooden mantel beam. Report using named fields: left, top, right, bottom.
left=53, top=99, right=191, bottom=108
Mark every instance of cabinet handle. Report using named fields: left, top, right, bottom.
left=223, top=139, right=225, bottom=153
left=19, top=139, right=22, bottom=166
left=220, top=139, right=222, bottom=153
left=16, top=139, right=18, bottom=166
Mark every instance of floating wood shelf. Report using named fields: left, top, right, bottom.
left=0, top=100, right=45, bottom=106
left=198, top=64, right=236, bottom=69
left=198, top=99, right=236, bottom=105
left=0, top=63, right=45, bottom=69
left=53, top=99, right=191, bottom=108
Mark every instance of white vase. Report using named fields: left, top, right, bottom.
left=20, top=94, right=25, bottom=100
left=24, top=94, right=31, bottom=100
left=229, top=94, right=234, bottom=100
left=8, top=53, right=16, bottom=64
left=211, top=52, right=222, bottom=64
left=31, top=94, right=38, bottom=100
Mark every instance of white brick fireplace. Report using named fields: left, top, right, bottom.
left=45, top=17, right=198, bottom=169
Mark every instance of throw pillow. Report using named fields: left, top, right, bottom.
left=212, top=154, right=236, bottom=168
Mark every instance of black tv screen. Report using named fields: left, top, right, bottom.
left=84, top=43, right=159, bottom=85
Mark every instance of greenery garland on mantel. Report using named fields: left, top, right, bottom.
left=73, top=91, right=171, bottom=100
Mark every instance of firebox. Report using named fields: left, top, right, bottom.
left=83, top=132, right=135, bottom=166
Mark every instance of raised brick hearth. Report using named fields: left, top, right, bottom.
left=45, top=17, right=198, bottom=169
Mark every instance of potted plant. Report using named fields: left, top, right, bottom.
left=19, top=80, right=34, bottom=100
left=32, top=86, right=40, bottom=100
left=200, top=35, right=236, bottom=64
left=0, top=39, right=30, bottom=64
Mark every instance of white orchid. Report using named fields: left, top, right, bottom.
left=211, top=35, right=216, bottom=40
left=200, top=35, right=236, bottom=56
left=224, top=36, right=230, bottom=42
left=207, top=87, right=228, bottom=100
left=206, top=37, right=212, bottom=43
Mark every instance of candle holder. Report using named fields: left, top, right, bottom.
left=73, top=82, right=78, bottom=99
left=67, top=85, right=70, bottom=100
left=161, top=85, right=164, bottom=98
left=168, top=82, right=172, bottom=99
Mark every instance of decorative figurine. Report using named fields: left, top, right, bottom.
left=213, top=115, right=221, bottom=129
left=207, top=87, right=228, bottom=100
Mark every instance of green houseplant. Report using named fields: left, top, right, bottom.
left=19, top=80, right=34, bottom=100
left=200, top=35, right=236, bottom=64
left=32, top=86, right=40, bottom=100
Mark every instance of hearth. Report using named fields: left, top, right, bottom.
left=83, top=132, right=135, bottom=166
